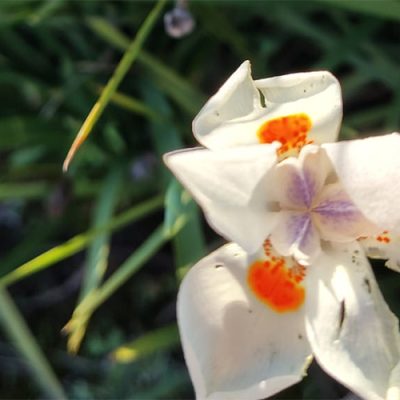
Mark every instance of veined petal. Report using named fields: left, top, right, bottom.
left=305, top=242, right=400, bottom=400
left=322, top=133, right=400, bottom=234
left=255, top=71, right=342, bottom=145
left=194, top=64, right=342, bottom=153
left=164, top=144, right=279, bottom=253
left=178, top=243, right=312, bottom=399
left=270, top=211, right=321, bottom=265
left=272, top=145, right=331, bottom=210
left=193, top=60, right=261, bottom=149
left=359, top=232, right=400, bottom=273
left=313, top=183, right=379, bottom=242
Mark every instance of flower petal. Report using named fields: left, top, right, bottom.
left=255, top=71, right=342, bottom=145
left=193, top=63, right=342, bottom=152
left=164, top=145, right=279, bottom=253
left=272, top=144, right=331, bottom=210
left=178, top=243, right=312, bottom=399
left=313, top=182, right=379, bottom=242
left=193, top=60, right=261, bottom=149
left=305, top=242, right=400, bottom=400
left=270, top=211, right=321, bottom=265
left=322, top=133, right=400, bottom=233
left=359, top=232, right=400, bottom=273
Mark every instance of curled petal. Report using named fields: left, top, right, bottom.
left=164, top=145, right=279, bottom=253
left=193, top=61, right=261, bottom=149
left=178, top=243, right=312, bottom=399
left=194, top=62, right=342, bottom=151
left=256, top=71, right=342, bottom=146
left=305, top=242, right=400, bottom=400
left=322, top=133, right=400, bottom=234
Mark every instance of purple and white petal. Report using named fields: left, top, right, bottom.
left=312, top=183, right=379, bottom=242
left=322, top=133, right=400, bottom=234
left=272, top=145, right=331, bottom=210
left=270, top=211, right=321, bottom=265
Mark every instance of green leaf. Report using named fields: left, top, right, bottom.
left=142, top=85, right=206, bottom=278
left=165, top=180, right=206, bottom=280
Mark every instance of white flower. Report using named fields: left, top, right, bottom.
left=165, top=60, right=344, bottom=255
left=164, top=62, right=400, bottom=399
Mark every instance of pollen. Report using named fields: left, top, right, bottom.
left=257, top=113, right=312, bottom=157
left=247, top=257, right=305, bottom=313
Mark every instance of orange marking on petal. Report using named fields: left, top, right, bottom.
left=248, top=257, right=305, bottom=313
left=376, top=231, right=391, bottom=244
left=257, top=113, right=312, bottom=157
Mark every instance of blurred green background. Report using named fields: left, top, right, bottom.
left=0, top=0, right=399, bottom=398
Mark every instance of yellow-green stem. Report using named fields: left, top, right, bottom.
left=63, top=0, right=167, bottom=171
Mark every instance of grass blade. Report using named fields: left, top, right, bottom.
left=79, top=167, right=123, bottom=299
left=316, top=0, right=400, bottom=22
left=0, top=287, right=66, bottom=399
left=93, top=84, right=161, bottom=121
left=86, top=16, right=205, bottom=115
left=110, top=324, right=179, bottom=364
left=0, top=195, right=163, bottom=287
left=64, top=224, right=172, bottom=353
left=63, top=0, right=167, bottom=171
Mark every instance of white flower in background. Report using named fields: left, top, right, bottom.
left=164, top=62, right=400, bottom=400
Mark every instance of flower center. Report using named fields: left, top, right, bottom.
left=247, top=240, right=306, bottom=313
left=257, top=113, right=312, bottom=156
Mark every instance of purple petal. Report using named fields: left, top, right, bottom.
left=289, top=213, right=313, bottom=249
left=287, top=169, right=316, bottom=208
left=313, top=200, right=360, bottom=221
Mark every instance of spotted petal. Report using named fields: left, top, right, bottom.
left=322, top=133, right=400, bottom=234
left=178, top=243, right=312, bottom=399
left=193, top=61, right=342, bottom=152
left=256, top=71, right=342, bottom=146
left=305, top=242, right=400, bottom=400
left=164, top=144, right=279, bottom=253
